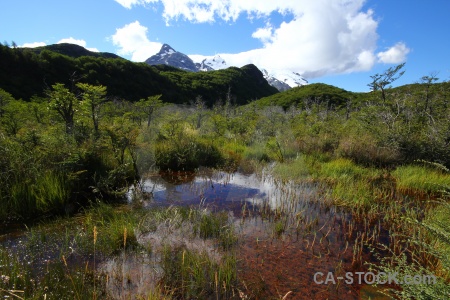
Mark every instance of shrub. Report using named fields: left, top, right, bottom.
left=154, top=137, right=223, bottom=171
left=336, top=134, right=400, bottom=167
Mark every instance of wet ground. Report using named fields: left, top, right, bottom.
left=1, top=168, right=388, bottom=299
left=126, top=169, right=384, bottom=299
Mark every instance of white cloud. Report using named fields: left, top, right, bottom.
left=57, top=37, right=99, bottom=52
left=377, top=42, right=410, bottom=64
left=21, top=42, right=47, bottom=48
left=111, top=21, right=162, bottom=61
left=119, top=0, right=409, bottom=78
left=114, top=0, right=157, bottom=9
left=252, top=23, right=274, bottom=45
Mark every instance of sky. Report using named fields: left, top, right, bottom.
left=1, top=0, right=449, bottom=92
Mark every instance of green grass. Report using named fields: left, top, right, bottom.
left=154, top=137, right=224, bottom=171
left=0, top=245, right=104, bottom=299
left=392, top=165, right=450, bottom=194
left=6, top=171, right=69, bottom=218
left=371, top=203, right=450, bottom=299
left=134, top=206, right=239, bottom=298
left=272, top=155, right=310, bottom=181
left=272, top=156, right=382, bottom=207
left=242, top=142, right=271, bottom=162
left=317, top=158, right=379, bottom=181
left=159, top=245, right=237, bottom=299
left=422, top=201, right=450, bottom=278
left=330, top=177, right=374, bottom=207
left=138, top=206, right=238, bottom=251
left=78, top=203, right=142, bottom=255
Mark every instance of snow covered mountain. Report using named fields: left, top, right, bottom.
left=145, top=44, right=198, bottom=72
left=196, top=55, right=228, bottom=71
left=145, top=44, right=307, bottom=91
left=260, top=69, right=309, bottom=92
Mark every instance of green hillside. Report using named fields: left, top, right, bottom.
left=0, top=44, right=277, bottom=105
left=252, top=83, right=359, bottom=109
left=28, top=43, right=121, bottom=59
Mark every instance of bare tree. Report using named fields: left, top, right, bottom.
left=368, top=63, right=406, bottom=103
left=419, top=71, right=439, bottom=118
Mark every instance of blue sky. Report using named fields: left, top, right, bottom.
left=1, top=0, right=449, bottom=92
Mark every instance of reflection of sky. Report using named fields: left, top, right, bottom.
left=129, top=171, right=319, bottom=212
left=138, top=172, right=264, bottom=205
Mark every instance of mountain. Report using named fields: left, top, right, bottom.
left=144, top=44, right=307, bottom=91
left=145, top=44, right=198, bottom=72
left=196, top=55, right=227, bottom=71
left=261, top=69, right=293, bottom=92
left=261, top=69, right=309, bottom=92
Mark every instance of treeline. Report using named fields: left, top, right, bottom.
left=0, top=43, right=277, bottom=105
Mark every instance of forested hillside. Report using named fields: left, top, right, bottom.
left=0, top=44, right=278, bottom=105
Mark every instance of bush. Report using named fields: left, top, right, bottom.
left=336, top=134, right=400, bottom=167
left=154, top=137, right=223, bottom=171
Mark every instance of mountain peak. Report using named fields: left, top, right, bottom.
left=145, top=43, right=307, bottom=91
left=146, top=44, right=198, bottom=72
left=197, top=54, right=227, bottom=72
left=160, top=44, right=176, bottom=55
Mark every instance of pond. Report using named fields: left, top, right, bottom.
left=124, top=167, right=374, bottom=299
left=1, top=167, right=384, bottom=299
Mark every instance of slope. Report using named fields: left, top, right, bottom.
left=0, top=44, right=278, bottom=105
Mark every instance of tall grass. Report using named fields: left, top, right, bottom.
left=0, top=246, right=104, bottom=299
left=331, top=177, right=374, bottom=207
left=159, top=245, right=237, bottom=299
left=272, top=155, right=310, bottom=181
left=154, top=137, right=223, bottom=171
left=79, top=202, right=141, bottom=255
left=392, top=165, right=450, bottom=194
left=7, top=171, right=69, bottom=218
left=317, top=158, right=380, bottom=181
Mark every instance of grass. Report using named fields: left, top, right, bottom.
left=154, top=136, right=224, bottom=171
left=242, top=142, right=270, bottom=162
left=78, top=202, right=142, bottom=255
left=159, top=245, right=237, bottom=299
left=392, top=165, right=450, bottom=194
left=317, top=158, right=381, bottom=181
left=3, top=171, right=67, bottom=220
left=421, top=201, right=450, bottom=279
left=0, top=245, right=104, bottom=299
left=368, top=185, right=450, bottom=299
left=330, top=177, right=374, bottom=207
left=1, top=203, right=240, bottom=299
left=272, top=155, right=384, bottom=208
left=272, top=155, right=310, bottom=181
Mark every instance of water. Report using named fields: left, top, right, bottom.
left=1, top=168, right=374, bottom=299
left=124, top=168, right=367, bottom=299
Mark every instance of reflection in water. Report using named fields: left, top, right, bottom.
left=129, top=169, right=322, bottom=214
left=1, top=168, right=370, bottom=299
left=123, top=169, right=364, bottom=299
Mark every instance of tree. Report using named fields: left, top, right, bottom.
left=47, top=83, right=78, bottom=134
left=191, top=96, right=207, bottom=129
left=419, top=72, right=439, bottom=118
left=76, top=83, right=107, bottom=135
left=0, top=88, right=14, bottom=118
left=1, top=100, right=26, bottom=135
left=368, top=63, right=406, bottom=102
left=136, top=95, right=163, bottom=127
